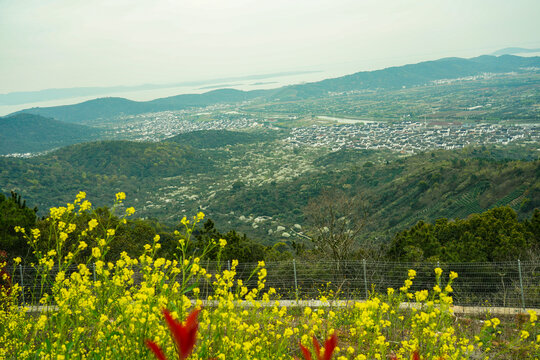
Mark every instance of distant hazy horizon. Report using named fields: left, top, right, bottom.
left=2, top=0, right=539, bottom=97
left=1, top=49, right=540, bottom=117
left=0, top=69, right=336, bottom=116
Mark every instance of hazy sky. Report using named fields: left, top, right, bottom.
left=1, top=0, right=539, bottom=93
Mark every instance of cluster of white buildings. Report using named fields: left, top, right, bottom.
left=106, top=105, right=263, bottom=142
left=285, top=121, right=539, bottom=153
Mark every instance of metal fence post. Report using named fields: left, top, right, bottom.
left=518, top=259, right=525, bottom=310
left=293, top=259, right=298, bottom=301
left=227, top=260, right=231, bottom=294
left=362, top=259, right=368, bottom=300
left=206, top=259, right=210, bottom=299
left=19, top=264, right=25, bottom=304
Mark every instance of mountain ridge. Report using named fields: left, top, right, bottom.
left=9, top=54, right=540, bottom=123
left=7, top=88, right=263, bottom=124
left=271, top=55, right=540, bottom=99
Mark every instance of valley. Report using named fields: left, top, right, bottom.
left=1, top=54, right=539, bottom=250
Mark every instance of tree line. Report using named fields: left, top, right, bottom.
left=1, top=191, right=538, bottom=267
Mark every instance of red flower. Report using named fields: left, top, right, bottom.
left=390, top=350, right=420, bottom=360
left=145, top=340, right=168, bottom=360
left=146, top=308, right=200, bottom=360
left=298, top=334, right=337, bottom=360
left=391, top=350, right=444, bottom=360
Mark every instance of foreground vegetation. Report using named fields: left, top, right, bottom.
left=1, top=194, right=538, bottom=359
left=2, top=189, right=539, bottom=267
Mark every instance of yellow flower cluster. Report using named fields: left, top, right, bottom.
left=1, top=193, right=538, bottom=360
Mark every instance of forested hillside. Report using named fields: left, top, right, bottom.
left=0, top=113, right=103, bottom=154
left=1, top=135, right=537, bottom=246
left=11, top=89, right=264, bottom=123
left=164, top=129, right=277, bottom=148
left=0, top=140, right=212, bottom=213
left=207, top=146, right=539, bottom=242
left=388, top=206, right=539, bottom=262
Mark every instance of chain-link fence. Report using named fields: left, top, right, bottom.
left=250, top=259, right=539, bottom=309
left=4, top=259, right=539, bottom=310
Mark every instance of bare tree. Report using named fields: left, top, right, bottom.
left=304, top=190, right=368, bottom=263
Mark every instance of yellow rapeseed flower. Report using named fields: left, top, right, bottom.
left=67, top=223, right=76, bottom=233
left=88, top=219, right=98, bottom=231
left=59, top=232, right=68, bottom=243
left=80, top=200, right=92, bottom=212
left=31, top=228, right=40, bottom=240
left=75, top=191, right=86, bottom=202
left=415, top=290, right=429, bottom=302
left=527, top=310, right=537, bottom=323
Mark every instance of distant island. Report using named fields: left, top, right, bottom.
left=0, top=70, right=319, bottom=106
left=491, top=47, right=540, bottom=56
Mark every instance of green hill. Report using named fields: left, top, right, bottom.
left=11, top=89, right=265, bottom=124
left=0, top=113, right=103, bottom=154
left=48, top=141, right=212, bottom=177
left=164, top=129, right=277, bottom=149
left=272, top=55, right=540, bottom=99
left=0, top=140, right=213, bottom=213
left=206, top=147, right=540, bottom=241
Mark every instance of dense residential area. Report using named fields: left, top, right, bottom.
left=286, top=121, right=539, bottom=152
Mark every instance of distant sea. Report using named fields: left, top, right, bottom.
left=0, top=69, right=348, bottom=117
left=4, top=51, right=539, bottom=117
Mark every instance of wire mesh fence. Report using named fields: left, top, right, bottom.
left=4, top=259, right=539, bottom=310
